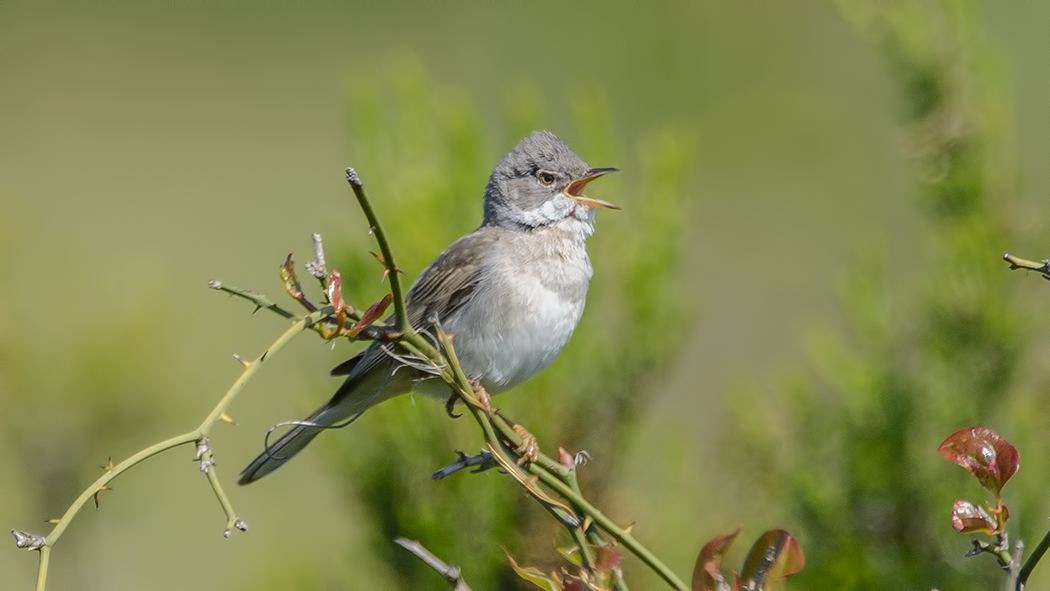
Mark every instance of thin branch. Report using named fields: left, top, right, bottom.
left=427, top=325, right=686, bottom=588
left=209, top=280, right=296, bottom=319
left=345, top=167, right=410, bottom=333
left=1017, top=527, right=1050, bottom=590
left=34, top=433, right=198, bottom=545
left=395, top=537, right=473, bottom=591
left=14, top=308, right=332, bottom=590
left=196, top=437, right=248, bottom=538
left=306, top=232, right=329, bottom=291
left=432, top=450, right=499, bottom=480
left=36, top=545, right=49, bottom=591
left=1003, top=253, right=1050, bottom=281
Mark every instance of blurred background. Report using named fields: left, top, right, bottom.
left=3, top=1, right=1050, bottom=589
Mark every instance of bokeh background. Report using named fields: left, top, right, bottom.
left=3, top=1, right=1050, bottom=589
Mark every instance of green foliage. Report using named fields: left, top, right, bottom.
left=244, top=62, right=697, bottom=589
left=731, top=2, right=1035, bottom=589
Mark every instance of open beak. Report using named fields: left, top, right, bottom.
left=565, top=167, right=620, bottom=210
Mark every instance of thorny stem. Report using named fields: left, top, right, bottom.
left=345, top=167, right=409, bottom=333
left=14, top=309, right=330, bottom=590
left=35, top=545, right=49, bottom=591
left=400, top=323, right=682, bottom=587
left=37, top=433, right=197, bottom=545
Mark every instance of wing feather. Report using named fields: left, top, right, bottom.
left=325, top=228, right=499, bottom=405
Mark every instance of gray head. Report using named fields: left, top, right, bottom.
left=483, top=131, right=618, bottom=232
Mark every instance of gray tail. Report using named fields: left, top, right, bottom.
left=239, top=347, right=402, bottom=485
left=237, top=407, right=331, bottom=485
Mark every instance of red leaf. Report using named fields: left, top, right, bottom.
left=280, top=254, right=303, bottom=299
left=594, top=546, right=622, bottom=572
left=326, top=270, right=344, bottom=311
left=692, top=527, right=741, bottom=591
left=951, top=499, right=997, bottom=534
left=937, top=427, right=1020, bottom=495
left=739, top=530, right=805, bottom=591
left=347, top=293, right=393, bottom=337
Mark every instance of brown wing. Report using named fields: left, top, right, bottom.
left=404, top=228, right=500, bottom=328
left=328, top=227, right=498, bottom=384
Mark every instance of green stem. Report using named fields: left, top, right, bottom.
left=1003, top=254, right=1050, bottom=281
left=427, top=327, right=683, bottom=588
left=43, top=432, right=198, bottom=544
left=202, top=460, right=243, bottom=537
left=569, top=524, right=598, bottom=573
left=345, top=168, right=409, bottom=333
left=564, top=470, right=600, bottom=574
left=35, top=546, right=49, bottom=591
left=1018, top=528, right=1050, bottom=590
left=210, top=281, right=296, bottom=319
left=528, top=461, right=687, bottom=590
left=25, top=310, right=327, bottom=590
left=198, top=310, right=328, bottom=434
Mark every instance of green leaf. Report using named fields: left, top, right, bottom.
left=504, top=549, right=562, bottom=591
left=739, top=530, right=805, bottom=591
left=556, top=545, right=583, bottom=567
left=937, top=427, right=1020, bottom=495
left=692, top=527, right=741, bottom=591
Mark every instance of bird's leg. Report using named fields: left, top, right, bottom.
left=497, top=412, right=539, bottom=465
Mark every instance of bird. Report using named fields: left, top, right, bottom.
left=238, top=130, right=618, bottom=485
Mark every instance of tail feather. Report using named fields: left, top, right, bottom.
left=238, top=352, right=408, bottom=485
left=237, top=407, right=330, bottom=485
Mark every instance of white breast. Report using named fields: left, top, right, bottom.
left=439, top=226, right=592, bottom=394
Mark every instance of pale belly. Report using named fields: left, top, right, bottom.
left=430, top=268, right=588, bottom=395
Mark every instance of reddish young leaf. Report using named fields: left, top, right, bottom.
left=739, top=530, right=805, bottom=591
left=594, top=546, right=622, bottom=572
left=951, top=499, right=997, bottom=534
left=347, top=293, right=393, bottom=337
left=937, top=427, right=1020, bottom=495
left=280, top=254, right=303, bottom=300
left=326, top=270, right=345, bottom=312
left=692, top=527, right=741, bottom=591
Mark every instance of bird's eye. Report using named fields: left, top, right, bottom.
left=538, top=172, right=556, bottom=185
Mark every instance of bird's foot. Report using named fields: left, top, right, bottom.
left=511, top=424, right=539, bottom=465
left=471, top=380, right=493, bottom=417
left=444, top=393, right=461, bottom=419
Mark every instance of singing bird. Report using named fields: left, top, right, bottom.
left=239, top=131, right=618, bottom=484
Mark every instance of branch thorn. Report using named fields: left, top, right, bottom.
left=93, top=486, right=112, bottom=510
